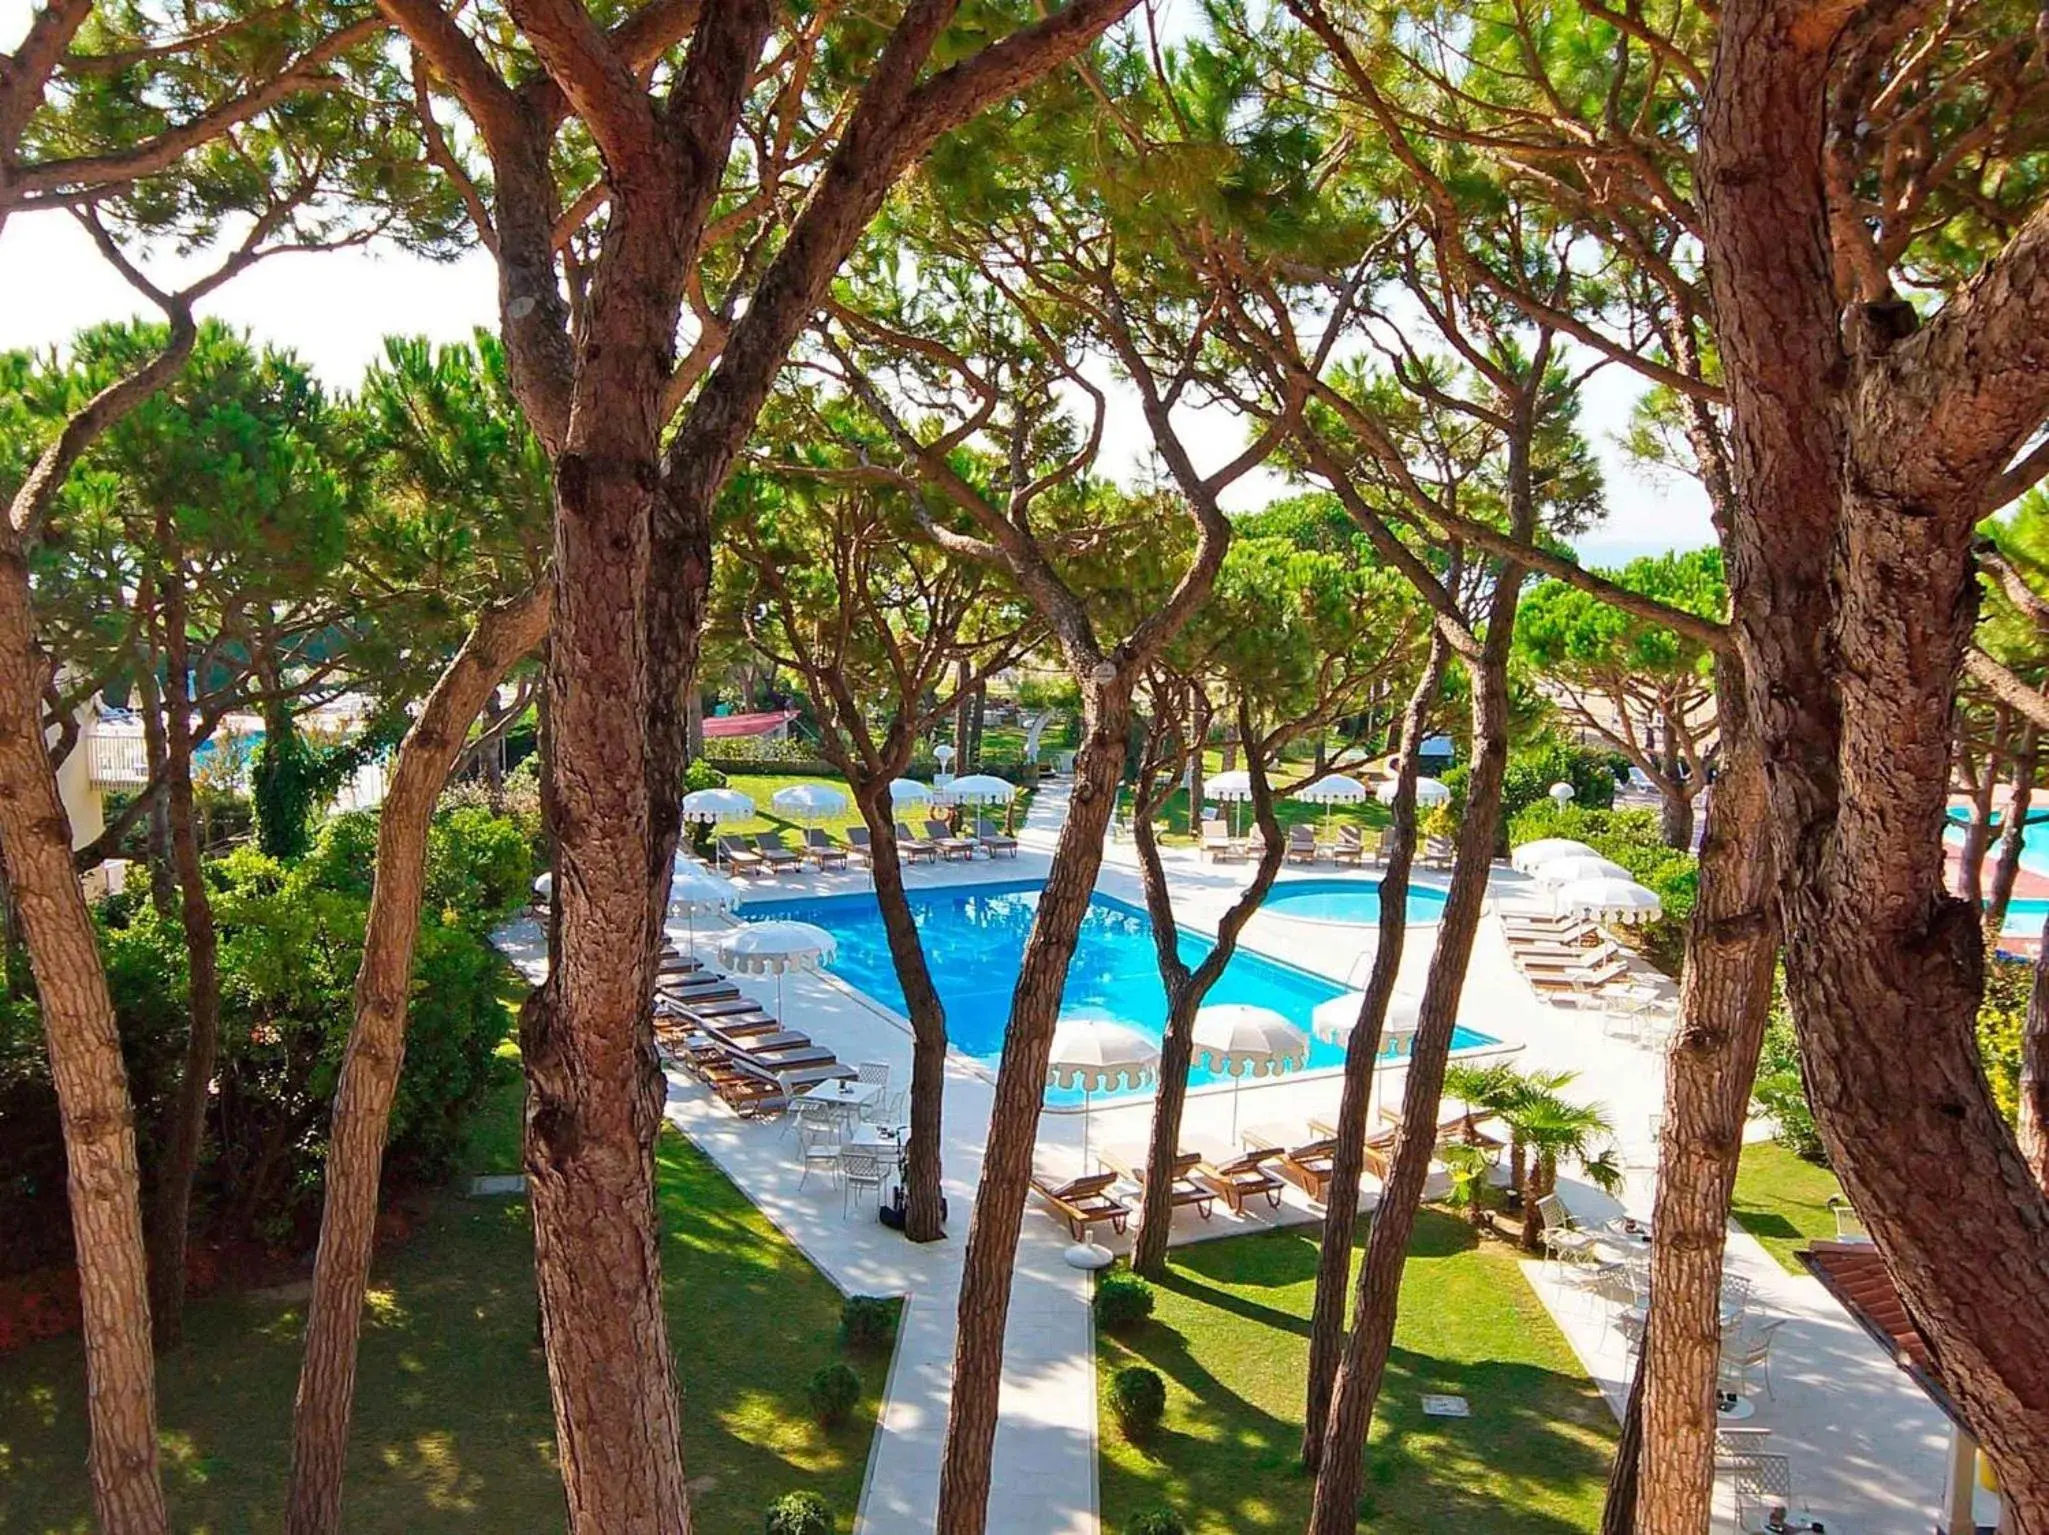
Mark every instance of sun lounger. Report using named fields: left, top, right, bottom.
left=1505, top=920, right=1604, bottom=949
left=700, top=1055, right=789, bottom=1116
left=1422, top=835, right=1456, bottom=869
left=1525, top=953, right=1633, bottom=1001
left=754, top=834, right=803, bottom=873
left=657, top=980, right=743, bottom=1008
left=1501, top=910, right=1595, bottom=936
left=1198, top=1147, right=1287, bottom=1214
left=845, top=826, right=876, bottom=867
left=1330, top=825, right=1365, bottom=867
left=1242, top=1123, right=1339, bottom=1202
left=718, top=835, right=767, bottom=874
left=1200, top=819, right=1248, bottom=864
left=924, top=818, right=978, bottom=860
left=1516, top=940, right=1625, bottom=973
left=975, top=818, right=1019, bottom=858
left=894, top=822, right=940, bottom=864
left=1030, top=1169, right=1131, bottom=1242
left=1285, top=825, right=1321, bottom=865
left=803, top=827, right=850, bottom=870
left=1102, top=1144, right=1216, bottom=1220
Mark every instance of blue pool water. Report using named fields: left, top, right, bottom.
left=747, top=879, right=1496, bottom=1102
left=1261, top=878, right=1449, bottom=926
left=1945, top=808, right=2049, bottom=932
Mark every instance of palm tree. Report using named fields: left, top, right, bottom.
left=1445, top=1062, right=1623, bottom=1249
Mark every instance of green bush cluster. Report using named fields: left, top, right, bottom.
left=1124, top=1509, right=1188, bottom=1535
left=1753, top=998, right=1825, bottom=1163
left=1445, top=742, right=1627, bottom=844
left=0, top=805, right=532, bottom=1271
left=1110, top=1364, right=1167, bottom=1443
left=839, top=1294, right=898, bottom=1354
left=763, top=1490, right=834, bottom=1535
left=806, top=1361, right=862, bottom=1426
left=1093, top=1269, right=1156, bottom=1334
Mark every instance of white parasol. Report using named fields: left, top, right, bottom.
left=1192, top=1003, right=1309, bottom=1142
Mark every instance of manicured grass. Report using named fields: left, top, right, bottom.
left=0, top=1042, right=888, bottom=1533
left=1124, top=781, right=1392, bottom=848
left=1097, top=1212, right=1615, bottom=1534
left=707, top=769, right=1031, bottom=853
left=1731, top=1138, right=1846, bottom=1274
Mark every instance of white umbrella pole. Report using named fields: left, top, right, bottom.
left=1082, top=1084, right=1093, bottom=1172
left=1230, top=1073, right=1242, bottom=1147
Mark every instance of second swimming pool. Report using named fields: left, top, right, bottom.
left=745, top=879, right=1497, bottom=1103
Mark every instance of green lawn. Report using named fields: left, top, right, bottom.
left=1730, top=1138, right=1846, bottom=1274
left=708, top=769, right=1031, bottom=851
left=1124, top=781, right=1392, bottom=847
left=0, top=1034, right=889, bottom=1534
left=1098, top=1213, right=1615, bottom=1534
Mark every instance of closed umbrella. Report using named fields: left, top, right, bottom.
left=1047, top=1010, right=1160, bottom=1269
left=1511, top=837, right=1597, bottom=874
left=1531, top=853, right=1633, bottom=886
left=715, top=918, right=837, bottom=1018
left=668, top=864, right=741, bottom=954
left=1293, top=772, right=1368, bottom=835
left=1192, top=1003, right=1309, bottom=1142
left=1555, top=876, right=1663, bottom=924
left=532, top=871, right=553, bottom=906
left=770, top=782, right=849, bottom=822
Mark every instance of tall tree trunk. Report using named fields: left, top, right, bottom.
left=148, top=551, right=222, bottom=1350
left=1602, top=1352, right=1647, bottom=1535
left=1129, top=731, right=1288, bottom=1278
left=286, top=588, right=548, bottom=1535
left=936, top=677, right=1131, bottom=1535
left=1306, top=591, right=1521, bottom=1535
left=0, top=524, right=166, bottom=1532
left=1636, top=672, right=1779, bottom=1534
left=2023, top=925, right=2049, bottom=1194
left=1986, top=729, right=2039, bottom=942
left=1187, top=684, right=1208, bottom=832
left=1658, top=781, right=1695, bottom=851
left=954, top=655, right=972, bottom=772
left=857, top=783, right=949, bottom=1243
left=1959, top=712, right=2011, bottom=908
left=1704, top=4, right=2049, bottom=1517
left=132, top=624, right=178, bottom=919
left=1300, top=631, right=1448, bottom=1473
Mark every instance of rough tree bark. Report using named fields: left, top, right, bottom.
left=1703, top=1, right=2049, bottom=1517
left=855, top=782, right=950, bottom=1242
left=286, top=587, right=548, bottom=1535
left=2024, top=926, right=2049, bottom=1193
left=1603, top=1353, right=1646, bottom=1535
left=0, top=503, right=166, bottom=1535
left=1634, top=673, right=1779, bottom=1534
left=1306, top=575, right=1523, bottom=1535
left=934, top=675, right=1132, bottom=1532
left=147, top=547, right=223, bottom=1350
left=1300, top=630, right=1448, bottom=1473
left=1129, top=708, right=1287, bottom=1278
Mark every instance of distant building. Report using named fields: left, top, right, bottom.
left=702, top=707, right=799, bottom=742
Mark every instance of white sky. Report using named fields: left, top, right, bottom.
left=1, top=197, right=1714, bottom=568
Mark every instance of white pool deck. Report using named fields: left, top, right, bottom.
left=496, top=783, right=1975, bottom=1535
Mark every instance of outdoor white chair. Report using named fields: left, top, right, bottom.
left=1828, top=1194, right=1872, bottom=1242
left=1537, top=1194, right=1601, bottom=1273
left=857, top=1061, right=891, bottom=1122
left=858, top=1060, right=891, bottom=1088
left=1727, top=1449, right=1803, bottom=1532
left=782, top=1093, right=837, bottom=1141
left=1721, top=1271, right=1756, bottom=1315
left=1721, top=1317, right=1786, bottom=1402
left=842, top=1144, right=887, bottom=1217
left=797, top=1122, right=842, bottom=1191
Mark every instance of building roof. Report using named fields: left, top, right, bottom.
left=1801, top=1240, right=1962, bottom=1426
left=701, top=707, right=799, bottom=740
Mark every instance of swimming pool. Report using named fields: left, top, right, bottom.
left=745, top=879, right=1497, bottom=1103
left=1260, top=878, right=1449, bottom=926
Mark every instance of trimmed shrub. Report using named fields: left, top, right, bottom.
left=1093, top=1269, right=1155, bottom=1334
left=806, top=1361, right=862, bottom=1426
left=1124, top=1510, right=1188, bottom=1535
left=763, top=1490, right=834, bottom=1535
left=840, top=1294, right=898, bottom=1354
left=1110, top=1364, right=1167, bottom=1442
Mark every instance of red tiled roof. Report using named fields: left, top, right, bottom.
left=701, top=708, right=798, bottom=739
left=1803, top=1240, right=1960, bottom=1424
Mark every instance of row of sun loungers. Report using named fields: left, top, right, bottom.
left=1199, top=820, right=1456, bottom=869
left=714, top=819, right=1017, bottom=877
left=1030, top=1141, right=1297, bottom=1242
left=650, top=944, right=856, bottom=1116
left=1500, top=910, right=1640, bottom=1003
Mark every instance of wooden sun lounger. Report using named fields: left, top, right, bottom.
left=894, top=822, right=940, bottom=864
left=701, top=1056, right=789, bottom=1116
left=1242, top=1124, right=1338, bottom=1202
left=924, top=818, right=978, bottom=860
left=1200, top=821, right=1248, bottom=864
left=1198, top=1147, right=1287, bottom=1214
left=1525, top=957, right=1632, bottom=997
left=845, top=826, right=876, bottom=867
left=1516, top=941, right=1625, bottom=973
left=804, top=828, right=850, bottom=869
left=975, top=819, right=1019, bottom=857
left=1103, top=1145, right=1216, bottom=1220
left=718, top=836, right=766, bottom=873
left=1285, top=826, right=1321, bottom=865
left=1330, top=827, right=1365, bottom=867
left=754, top=834, right=803, bottom=873
left=1031, top=1169, right=1131, bottom=1242
left=657, top=977, right=743, bottom=1005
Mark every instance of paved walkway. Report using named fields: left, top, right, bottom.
left=497, top=798, right=1973, bottom=1534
